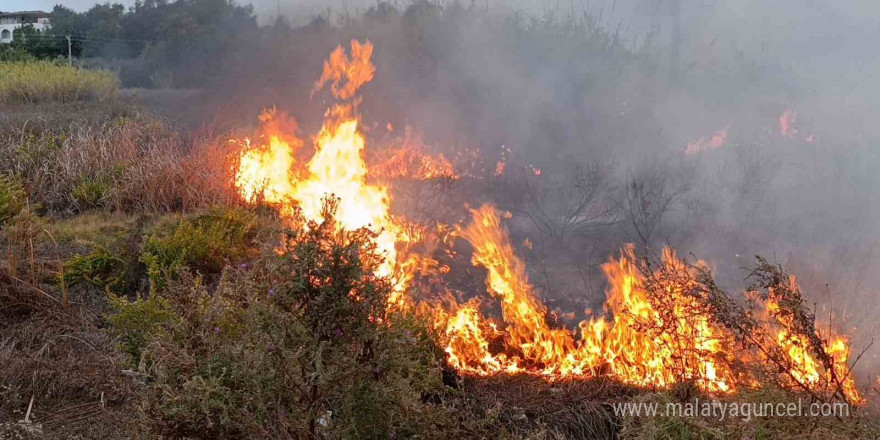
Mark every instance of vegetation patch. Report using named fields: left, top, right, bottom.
left=62, top=246, right=127, bottom=293
left=0, top=61, right=119, bottom=104
left=135, top=202, right=457, bottom=439
left=0, top=173, right=26, bottom=225
left=71, top=174, right=113, bottom=210
left=139, top=207, right=259, bottom=291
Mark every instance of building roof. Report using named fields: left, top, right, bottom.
left=0, top=11, right=50, bottom=19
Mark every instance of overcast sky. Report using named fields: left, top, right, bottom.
left=4, top=0, right=551, bottom=21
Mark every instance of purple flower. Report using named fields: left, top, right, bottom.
left=239, top=263, right=248, bottom=269
left=213, top=327, right=221, bottom=334
left=334, top=328, right=343, bottom=338
left=268, top=289, right=275, bottom=297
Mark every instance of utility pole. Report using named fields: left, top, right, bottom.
left=66, top=35, right=72, bottom=67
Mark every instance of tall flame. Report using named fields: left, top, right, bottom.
left=233, top=40, right=414, bottom=307
left=437, top=205, right=735, bottom=392
left=230, top=41, right=864, bottom=404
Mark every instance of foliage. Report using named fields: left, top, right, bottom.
left=0, top=111, right=239, bottom=214
left=0, top=173, right=26, bottom=225
left=0, top=61, right=119, bottom=104
left=139, top=207, right=258, bottom=291
left=7, top=1, right=258, bottom=87
left=107, top=291, right=176, bottom=366
left=62, top=246, right=127, bottom=293
left=0, top=44, right=37, bottom=62
left=135, top=200, right=455, bottom=439
left=71, top=174, right=112, bottom=210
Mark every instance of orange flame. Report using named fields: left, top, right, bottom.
left=233, top=40, right=416, bottom=308
left=371, top=145, right=458, bottom=181
left=230, top=42, right=863, bottom=404
left=434, top=205, right=736, bottom=392
left=436, top=205, right=861, bottom=401
left=685, top=125, right=730, bottom=154
left=780, top=109, right=797, bottom=137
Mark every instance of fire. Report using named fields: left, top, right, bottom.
left=780, top=109, right=797, bottom=137
left=778, top=109, right=816, bottom=142
left=230, top=41, right=865, bottom=404
left=232, top=40, right=415, bottom=307
left=435, top=205, right=862, bottom=401
left=588, top=247, right=736, bottom=392
left=434, top=205, right=736, bottom=392
left=685, top=125, right=730, bottom=154
left=762, top=285, right=863, bottom=404
left=454, top=204, right=578, bottom=375
left=371, top=143, right=458, bottom=181
left=233, top=108, right=302, bottom=214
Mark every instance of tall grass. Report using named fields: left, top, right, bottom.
left=0, top=61, right=119, bottom=104
left=0, top=112, right=239, bottom=213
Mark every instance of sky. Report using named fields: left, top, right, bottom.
left=4, top=0, right=551, bottom=21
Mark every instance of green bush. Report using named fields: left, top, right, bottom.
left=107, top=292, right=176, bottom=366
left=139, top=207, right=258, bottom=292
left=62, top=246, right=127, bottom=293
left=71, top=175, right=112, bottom=210
left=135, top=200, right=455, bottom=439
left=0, top=174, right=26, bottom=225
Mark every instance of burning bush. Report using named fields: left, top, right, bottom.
left=135, top=200, right=456, bottom=439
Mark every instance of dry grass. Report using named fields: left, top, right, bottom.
left=0, top=62, right=119, bottom=105
left=0, top=112, right=240, bottom=214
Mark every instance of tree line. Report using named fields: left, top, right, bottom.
left=3, top=0, right=259, bottom=86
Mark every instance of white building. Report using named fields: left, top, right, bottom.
left=0, top=11, right=51, bottom=44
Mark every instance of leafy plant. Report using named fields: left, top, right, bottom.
left=107, top=292, right=175, bottom=366
left=135, top=199, right=453, bottom=439
left=71, top=174, right=112, bottom=210
left=0, top=174, right=26, bottom=225
left=139, top=207, right=258, bottom=292
left=62, top=246, right=127, bottom=293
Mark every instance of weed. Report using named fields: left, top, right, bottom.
left=0, top=174, right=26, bottom=225
left=139, top=207, right=258, bottom=292
left=62, top=246, right=127, bottom=293
left=71, top=175, right=112, bottom=210
left=107, top=292, right=176, bottom=366
left=0, top=61, right=118, bottom=104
